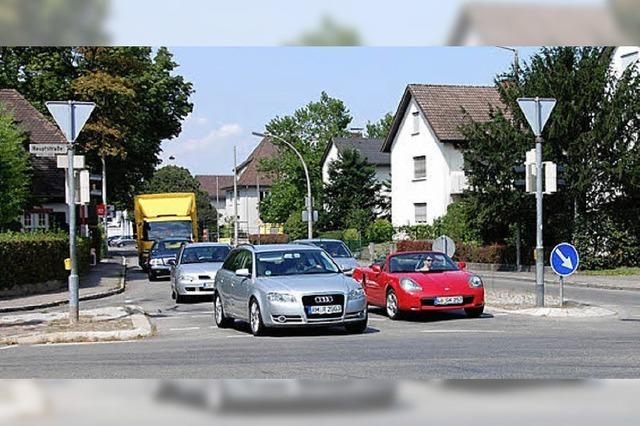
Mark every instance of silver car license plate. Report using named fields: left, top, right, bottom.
left=434, top=296, right=463, bottom=305
left=308, top=305, right=342, bottom=315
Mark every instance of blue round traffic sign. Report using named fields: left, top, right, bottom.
left=550, top=242, right=579, bottom=277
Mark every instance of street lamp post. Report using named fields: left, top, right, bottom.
left=252, top=131, right=313, bottom=239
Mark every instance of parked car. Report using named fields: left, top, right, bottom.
left=147, top=238, right=190, bottom=281
left=170, top=243, right=232, bottom=303
left=107, top=236, right=121, bottom=247
left=213, top=244, right=368, bottom=336
left=294, top=239, right=358, bottom=275
left=352, top=251, right=484, bottom=320
left=114, top=237, right=137, bottom=248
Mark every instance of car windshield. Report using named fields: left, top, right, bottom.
left=153, top=240, right=186, bottom=254
left=256, top=250, right=340, bottom=277
left=389, top=252, right=459, bottom=273
left=308, top=241, right=352, bottom=258
left=181, top=246, right=231, bottom=264
left=143, top=220, right=192, bottom=241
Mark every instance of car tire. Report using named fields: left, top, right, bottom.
left=385, top=289, right=403, bottom=320
left=465, top=306, right=484, bottom=318
left=249, top=298, right=267, bottom=336
left=344, top=311, right=368, bottom=334
left=214, top=292, right=233, bottom=328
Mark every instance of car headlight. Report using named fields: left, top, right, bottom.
left=400, top=277, right=422, bottom=292
left=468, top=275, right=483, bottom=288
left=178, top=274, right=196, bottom=283
left=267, top=292, right=297, bottom=303
left=348, top=287, right=365, bottom=300
left=149, top=258, right=163, bottom=266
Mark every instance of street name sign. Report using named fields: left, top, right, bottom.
left=550, top=242, right=579, bottom=277
left=29, top=144, right=67, bottom=157
left=517, top=98, right=557, bottom=137
left=433, top=235, right=456, bottom=257
left=56, top=155, right=85, bottom=169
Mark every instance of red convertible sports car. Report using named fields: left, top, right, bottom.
left=352, top=251, right=485, bottom=319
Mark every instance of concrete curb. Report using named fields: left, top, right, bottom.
left=0, top=256, right=128, bottom=314
left=489, top=305, right=617, bottom=318
left=0, top=312, right=154, bottom=346
left=480, top=273, right=640, bottom=292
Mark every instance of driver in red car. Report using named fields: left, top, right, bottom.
left=415, top=256, right=433, bottom=272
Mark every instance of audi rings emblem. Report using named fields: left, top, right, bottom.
left=315, top=296, right=333, bottom=304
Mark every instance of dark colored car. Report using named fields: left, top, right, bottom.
left=147, top=238, right=190, bottom=281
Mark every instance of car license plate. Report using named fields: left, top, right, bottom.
left=434, top=296, right=463, bottom=305
left=308, top=305, right=342, bottom=315
left=203, top=282, right=215, bottom=289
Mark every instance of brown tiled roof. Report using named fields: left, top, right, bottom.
left=448, top=3, right=630, bottom=45
left=0, top=89, right=67, bottom=200
left=383, top=84, right=505, bottom=151
left=196, top=175, right=234, bottom=199
left=221, top=137, right=279, bottom=189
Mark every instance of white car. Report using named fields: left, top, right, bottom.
left=170, top=243, right=231, bottom=303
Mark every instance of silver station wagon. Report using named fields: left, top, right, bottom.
left=213, top=244, right=368, bottom=336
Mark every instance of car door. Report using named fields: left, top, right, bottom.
left=170, top=245, right=185, bottom=292
left=365, top=260, right=387, bottom=306
left=216, top=250, right=239, bottom=316
left=228, top=250, right=251, bottom=317
left=234, top=250, right=255, bottom=321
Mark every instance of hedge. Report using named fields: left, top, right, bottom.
left=397, top=240, right=433, bottom=252
left=248, top=234, right=289, bottom=244
left=396, top=240, right=516, bottom=264
left=0, top=231, right=93, bottom=290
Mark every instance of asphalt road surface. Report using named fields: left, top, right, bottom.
left=1, top=253, right=639, bottom=378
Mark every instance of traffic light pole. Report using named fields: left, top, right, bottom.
left=535, top=134, right=545, bottom=307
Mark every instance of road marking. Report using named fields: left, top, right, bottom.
left=169, top=327, right=201, bottom=331
left=420, top=329, right=505, bottom=334
left=226, top=335, right=252, bottom=338
left=368, top=317, right=387, bottom=322
left=0, top=345, right=16, bottom=351
left=491, top=313, right=509, bottom=316
left=172, top=311, right=214, bottom=315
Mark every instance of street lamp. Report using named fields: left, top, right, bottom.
left=252, top=131, right=313, bottom=240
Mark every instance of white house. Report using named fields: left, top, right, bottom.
left=196, top=175, right=234, bottom=222
left=611, top=46, right=639, bottom=78
left=382, top=84, right=505, bottom=227
left=222, top=137, right=277, bottom=236
left=321, top=137, right=390, bottom=185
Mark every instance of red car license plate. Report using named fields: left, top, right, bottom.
left=434, top=296, right=463, bottom=305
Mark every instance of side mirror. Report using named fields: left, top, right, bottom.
left=235, top=268, right=251, bottom=277
left=167, top=259, right=176, bottom=266
left=457, top=261, right=466, bottom=270
left=372, top=264, right=382, bottom=274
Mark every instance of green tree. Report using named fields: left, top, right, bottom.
left=0, top=47, right=194, bottom=208
left=139, top=166, right=217, bottom=235
left=365, top=112, right=394, bottom=139
left=461, top=47, right=640, bottom=267
left=0, top=107, right=30, bottom=228
left=259, top=92, right=352, bottom=224
left=323, top=148, right=383, bottom=230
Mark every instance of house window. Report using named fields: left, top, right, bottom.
left=37, top=213, right=48, bottom=229
left=23, top=213, right=32, bottom=230
left=621, top=51, right=639, bottom=71
left=414, top=203, right=428, bottom=224
left=412, top=110, right=420, bottom=134
left=413, top=156, right=427, bottom=180
left=259, top=190, right=269, bottom=202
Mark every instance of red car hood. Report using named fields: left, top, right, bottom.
left=398, top=270, right=471, bottom=292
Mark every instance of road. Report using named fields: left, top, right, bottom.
left=1, top=253, right=640, bottom=378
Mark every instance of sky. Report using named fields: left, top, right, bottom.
left=159, top=47, right=540, bottom=176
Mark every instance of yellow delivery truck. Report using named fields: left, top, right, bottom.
left=134, top=193, right=198, bottom=270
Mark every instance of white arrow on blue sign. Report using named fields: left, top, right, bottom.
left=550, top=242, right=579, bottom=277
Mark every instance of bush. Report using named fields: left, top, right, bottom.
left=0, top=231, right=93, bottom=290
left=397, top=224, right=437, bottom=240
left=319, top=230, right=344, bottom=240
left=454, top=243, right=513, bottom=264
left=343, top=228, right=360, bottom=241
left=248, top=234, right=289, bottom=244
left=345, top=209, right=372, bottom=236
left=284, top=212, right=307, bottom=241
left=397, top=240, right=432, bottom=252
left=365, top=219, right=394, bottom=243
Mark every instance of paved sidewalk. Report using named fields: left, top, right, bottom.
left=0, top=256, right=126, bottom=313
left=478, top=269, right=640, bottom=291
